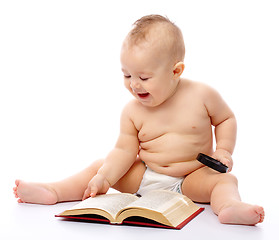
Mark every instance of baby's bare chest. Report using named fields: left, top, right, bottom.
left=135, top=102, right=211, bottom=143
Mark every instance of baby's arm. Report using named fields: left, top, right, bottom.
left=83, top=103, right=139, bottom=199
left=204, top=85, right=237, bottom=171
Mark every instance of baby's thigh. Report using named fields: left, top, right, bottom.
left=112, top=158, right=146, bottom=194
left=182, top=167, right=236, bottom=203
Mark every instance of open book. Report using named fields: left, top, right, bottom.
left=56, top=190, right=204, bottom=229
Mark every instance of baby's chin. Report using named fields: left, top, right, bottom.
left=137, top=97, right=163, bottom=108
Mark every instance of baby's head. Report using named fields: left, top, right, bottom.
left=121, top=15, right=185, bottom=107
left=126, top=15, right=185, bottom=63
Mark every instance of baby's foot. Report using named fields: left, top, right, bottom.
left=218, top=201, right=265, bottom=225
left=13, top=180, right=58, bottom=205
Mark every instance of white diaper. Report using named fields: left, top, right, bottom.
left=136, top=167, right=184, bottom=196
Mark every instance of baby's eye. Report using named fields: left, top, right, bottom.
left=124, top=75, right=131, bottom=78
left=140, top=77, right=149, bottom=81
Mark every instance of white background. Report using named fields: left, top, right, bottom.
left=0, top=0, right=278, bottom=239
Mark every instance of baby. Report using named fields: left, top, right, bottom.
left=13, top=15, right=264, bottom=225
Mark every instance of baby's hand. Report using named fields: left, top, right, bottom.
left=82, top=173, right=110, bottom=200
left=212, top=149, right=233, bottom=172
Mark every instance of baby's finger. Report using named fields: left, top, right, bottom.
left=90, top=186, right=99, bottom=198
left=219, top=157, right=232, bottom=172
left=227, top=160, right=233, bottom=172
left=82, top=187, right=91, bottom=200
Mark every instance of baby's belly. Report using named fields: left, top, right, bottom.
left=139, top=133, right=213, bottom=177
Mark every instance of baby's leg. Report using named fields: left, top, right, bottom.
left=14, top=159, right=104, bottom=204
left=14, top=158, right=146, bottom=205
left=182, top=167, right=264, bottom=225
left=112, top=158, right=146, bottom=194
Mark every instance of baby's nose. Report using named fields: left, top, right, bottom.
left=130, top=78, right=141, bottom=89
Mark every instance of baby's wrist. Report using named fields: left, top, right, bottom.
left=95, top=172, right=111, bottom=187
left=213, top=148, right=233, bottom=172
left=215, top=148, right=232, bottom=157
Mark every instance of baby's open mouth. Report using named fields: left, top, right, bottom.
left=138, top=93, right=150, bottom=98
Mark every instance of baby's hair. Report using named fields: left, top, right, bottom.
left=127, top=14, right=185, bottom=62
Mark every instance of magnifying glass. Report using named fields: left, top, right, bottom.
left=197, top=153, right=228, bottom=173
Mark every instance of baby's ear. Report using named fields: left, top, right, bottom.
left=173, top=62, right=185, bottom=79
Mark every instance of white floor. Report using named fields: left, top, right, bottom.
left=1, top=187, right=278, bottom=240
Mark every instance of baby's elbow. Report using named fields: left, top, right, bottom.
left=229, top=114, right=237, bottom=131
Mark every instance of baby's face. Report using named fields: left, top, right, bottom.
left=121, top=44, right=179, bottom=107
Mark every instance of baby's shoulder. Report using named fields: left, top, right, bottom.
left=180, top=79, right=219, bottom=97
left=180, top=78, right=210, bottom=90
left=121, top=99, right=142, bottom=118
left=120, top=100, right=145, bottom=130
left=123, top=99, right=142, bottom=110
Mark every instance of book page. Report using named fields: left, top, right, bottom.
left=68, top=193, right=138, bottom=219
left=123, top=190, right=186, bottom=213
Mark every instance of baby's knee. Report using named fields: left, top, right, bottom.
left=91, top=158, right=105, bottom=167
left=87, top=159, right=105, bottom=176
left=218, top=173, right=238, bottom=186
